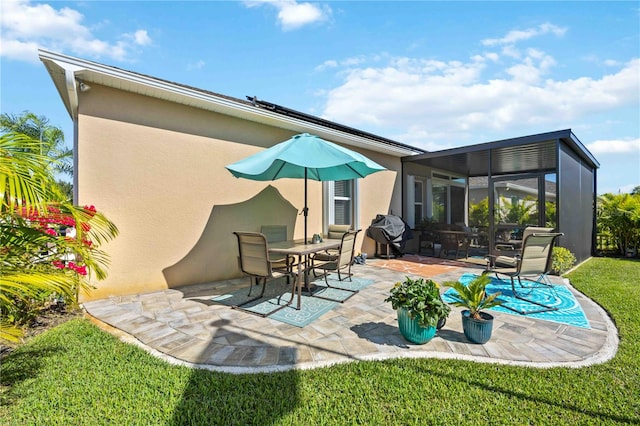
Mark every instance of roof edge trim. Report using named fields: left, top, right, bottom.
left=38, top=49, right=422, bottom=157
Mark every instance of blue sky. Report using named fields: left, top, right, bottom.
left=1, top=0, right=639, bottom=194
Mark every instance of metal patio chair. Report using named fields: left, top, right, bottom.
left=233, top=231, right=295, bottom=316
left=490, top=231, right=564, bottom=314
left=310, top=229, right=361, bottom=302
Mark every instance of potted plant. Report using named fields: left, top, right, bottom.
left=445, top=274, right=502, bottom=344
left=385, top=276, right=451, bottom=344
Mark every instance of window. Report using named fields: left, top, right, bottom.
left=431, top=172, right=466, bottom=224
left=324, top=180, right=358, bottom=228
left=414, top=180, right=424, bottom=224
left=333, top=180, right=352, bottom=225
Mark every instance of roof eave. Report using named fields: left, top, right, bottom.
left=38, top=49, right=422, bottom=158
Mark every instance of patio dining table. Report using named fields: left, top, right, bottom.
left=268, top=238, right=341, bottom=310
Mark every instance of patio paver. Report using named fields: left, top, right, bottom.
left=82, top=256, right=618, bottom=374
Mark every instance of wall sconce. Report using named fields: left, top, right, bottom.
left=79, top=82, right=91, bottom=92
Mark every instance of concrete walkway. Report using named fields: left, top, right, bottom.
left=82, top=256, right=618, bottom=374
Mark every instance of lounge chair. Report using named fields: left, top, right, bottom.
left=310, top=229, right=361, bottom=302
left=233, top=231, right=295, bottom=316
left=490, top=231, right=564, bottom=314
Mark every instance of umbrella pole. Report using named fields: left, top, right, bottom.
left=304, top=168, right=308, bottom=243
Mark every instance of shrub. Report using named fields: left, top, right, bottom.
left=552, top=246, right=576, bottom=275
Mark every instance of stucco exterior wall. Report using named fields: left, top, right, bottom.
left=75, top=84, right=401, bottom=300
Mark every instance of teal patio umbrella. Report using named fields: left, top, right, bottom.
left=225, top=133, right=386, bottom=242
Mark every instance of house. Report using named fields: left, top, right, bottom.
left=39, top=49, right=599, bottom=301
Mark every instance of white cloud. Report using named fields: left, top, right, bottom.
left=482, top=23, right=567, bottom=46
left=243, top=0, right=331, bottom=31
left=131, top=30, right=152, bottom=46
left=0, top=0, right=152, bottom=63
left=318, top=36, right=639, bottom=150
left=314, top=55, right=366, bottom=72
left=587, top=138, right=640, bottom=154
left=187, top=60, right=206, bottom=71
left=604, top=59, right=622, bottom=67
left=315, top=60, right=338, bottom=72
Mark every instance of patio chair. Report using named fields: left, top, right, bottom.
left=326, top=224, right=351, bottom=239
left=318, top=224, right=352, bottom=258
left=489, top=226, right=554, bottom=268
left=260, top=225, right=296, bottom=272
left=310, top=229, right=361, bottom=302
left=233, top=231, right=295, bottom=316
left=439, top=230, right=470, bottom=258
left=490, top=231, right=564, bottom=314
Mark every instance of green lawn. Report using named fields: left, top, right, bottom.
left=1, top=257, right=639, bottom=425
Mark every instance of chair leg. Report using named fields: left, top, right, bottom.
left=505, top=276, right=558, bottom=314
left=247, top=276, right=256, bottom=297
left=314, top=266, right=358, bottom=303
left=234, top=276, right=293, bottom=317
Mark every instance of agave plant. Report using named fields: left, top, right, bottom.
left=444, top=274, right=502, bottom=320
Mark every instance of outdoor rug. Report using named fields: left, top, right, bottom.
left=212, top=274, right=374, bottom=327
left=442, top=273, right=590, bottom=329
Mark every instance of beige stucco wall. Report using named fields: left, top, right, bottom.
left=75, top=84, right=401, bottom=301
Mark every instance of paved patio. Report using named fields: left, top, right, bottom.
left=82, top=256, right=618, bottom=374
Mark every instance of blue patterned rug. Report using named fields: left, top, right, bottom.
left=442, top=273, right=590, bottom=329
left=212, top=274, right=374, bottom=327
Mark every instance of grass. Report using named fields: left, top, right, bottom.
left=1, top=257, right=639, bottom=425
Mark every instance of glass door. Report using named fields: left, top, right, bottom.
left=491, top=175, right=541, bottom=256
left=432, top=181, right=448, bottom=224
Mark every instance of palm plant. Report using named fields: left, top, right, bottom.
left=1, top=111, right=73, bottom=200
left=497, top=195, right=537, bottom=225
left=597, top=192, right=640, bottom=255
left=0, top=112, right=73, bottom=178
left=1, top=131, right=118, bottom=344
left=444, top=274, right=502, bottom=320
left=469, top=197, right=489, bottom=227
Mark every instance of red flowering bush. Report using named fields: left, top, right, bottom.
left=18, top=204, right=99, bottom=276
left=1, top=130, right=119, bottom=344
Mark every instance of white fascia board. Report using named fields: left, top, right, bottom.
left=38, top=49, right=420, bottom=158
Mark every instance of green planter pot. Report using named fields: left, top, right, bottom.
left=461, top=310, right=494, bottom=344
left=397, top=307, right=437, bottom=344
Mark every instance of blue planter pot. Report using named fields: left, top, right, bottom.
left=461, top=310, right=494, bottom=344
left=397, top=307, right=437, bottom=344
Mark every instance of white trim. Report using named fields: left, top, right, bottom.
left=323, top=180, right=359, bottom=231
left=38, top=49, right=422, bottom=158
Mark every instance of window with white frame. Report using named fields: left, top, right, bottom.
left=324, top=180, right=358, bottom=228
left=414, top=179, right=424, bottom=224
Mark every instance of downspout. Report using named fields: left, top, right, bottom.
left=64, top=68, right=80, bottom=203
left=401, top=159, right=405, bottom=219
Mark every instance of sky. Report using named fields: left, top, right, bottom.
left=1, top=0, right=639, bottom=195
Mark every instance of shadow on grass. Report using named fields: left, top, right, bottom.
left=0, top=346, right=65, bottom=406
left=404, top=362, right=639, bottom=424
left=167, top=318, right=301, bottom=425
left=168, top=368, right=300, bottom=425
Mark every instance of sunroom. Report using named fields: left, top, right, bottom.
left=401, top=129, right=599, bottom=264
